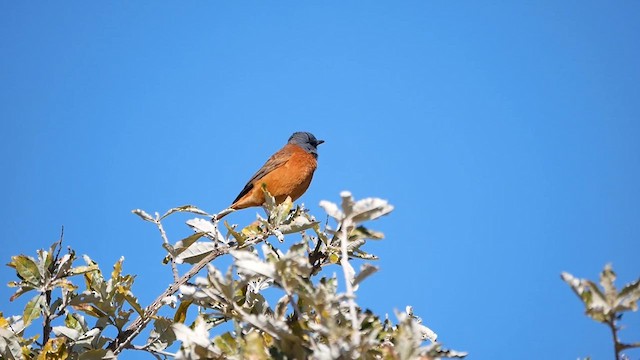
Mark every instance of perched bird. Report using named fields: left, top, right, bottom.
left=215, top=132, right=324, bottom=220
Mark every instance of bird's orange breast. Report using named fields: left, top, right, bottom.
left=231, top=144, right=318, bottom=209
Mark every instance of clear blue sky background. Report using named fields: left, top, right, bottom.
left=1, top=2, right=639, bottom=359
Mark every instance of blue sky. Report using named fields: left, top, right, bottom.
left=2, top=2, right=639, bottom=359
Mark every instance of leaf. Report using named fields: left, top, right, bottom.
left=78, top=349, right=116, bottom=360
left=68, top=265, right=99, bottom=276
left=225, top=221, right=247, bottom=246
left=173, top=300, right=192, bottom=324
left=231, top=250, right=276, bottom=279
left=53, top=253, right=74, bottom=280
left=64, top=313, right=88, bottom=333
left=213, top=332, right=238, bottom=355
left=37, top=337, right=68, bottom=360
left=132, top=209, right=155, bottom=222
left=186, top=218, right=223, bottom=239
left=23, top=294, right=44, bottom=326
left=175, top=242, right=217, bottom=265
left=350, top=226, right=385, bottom=241
left=353, top=264, right=379, bottom=287
left=350, top=197, right=394, bottom=224
left=146, top=317, right=177, bottom=352
left=111, top=257, right=124, bottom=281
left=161, top=205, right=211, bottom=219
left=52, top=326, right=80, bottom=341
left=270, top=196, right=293, bottom=224
left=124, top=292, right=144, bottom=317
left=278, top=216, right=319, bottom=235
left=600, top=263, right=617, bottom=303
left=0, top=327, right=24, bottom=360
left=9, top=285, right=35, bottom=302
left=172, top=232, right=207, bottom=257
left=615, top=279, right=640, bottom=312
left=8, top=255, right=42, bottom=285
left=244, top=331, right=269, bottom=360
left=319, top=200, right=344, bottom=221
left=561, top=271, right=612, bottom=322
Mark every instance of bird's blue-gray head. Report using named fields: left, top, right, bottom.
left=288, top=131, right=324, bottom=158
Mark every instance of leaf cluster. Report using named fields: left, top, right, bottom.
left=1, top=191, right=466, bottom=359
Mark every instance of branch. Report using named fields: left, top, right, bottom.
left=339, top=218, right=360, bottom=346
left=109, top=226, right=273, bottom=354
left=607, top=318, right=621, bottom=360
left=43, top=226, right=65, bottom=346
left=110, top=245, right=229, bottom=354
left=154, top=213, right=179, bottom=282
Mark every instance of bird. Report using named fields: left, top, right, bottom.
left=214, top=131, right=324, bottom=220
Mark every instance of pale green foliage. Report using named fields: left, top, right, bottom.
left=1, top=191, right=466, bottom=359
left=562, top=264, right=640, bottom=359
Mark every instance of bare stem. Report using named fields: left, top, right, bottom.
left=43, top=227, right=65, bottom=346
left=155, top=214, right=179, bottom=282
left=110, top=226, right=273, bottom=355
left=340, top=218, right=360, bottom=346
left=607, top=318, right=621, bottom=360
left=42, top=290, right=52, bottom=346
left=110, top=245, right=229, bottom=354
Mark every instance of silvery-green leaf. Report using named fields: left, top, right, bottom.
left=419, top=323, right=438, bottom=342
left=161, top=205, right=211, bottom=220
left=78, top=349, right=117, bottom=360
left=173, top=318, right=211, bottom=349
left=22, top=294, right=45, bottom=326
left=319, top=200, right=344, bottom=221
left=146, top=317, right=176, bottom=352
left=186, top=217, right=222, bottom=238
left=600, top=264, right=617, bottom=303
left=53, top=326, right=81, bottom=340
left=175, top=242, right=217, bottom=265
left=231, top=250, right=276, bottom=279
left=224, top=221, right=247, bottom=246
left=173, top=233, right=206, bottom=257
left=263, top=186, right=276, bottom=211
left=54, top=253, right=74, bottom=279
left=278, top=216, right=319, bottom=235
left=350, top=197, right=394, bottom=223
left=424, top=343, right=468, bottom=359
left=132, top=209, right=155, bottom=222
left=340, top=191, right=355, bottom=216
left=561, top=272, right=611, bottom=322
left=8, top=255, right=41, bottom=285
left=0, top=327, right=23, bottom=360
left=615, top=279, right=640, bottom=312
left=353, top=264, right=379, bottom=287
left=350, top=226, right=385, bottom=241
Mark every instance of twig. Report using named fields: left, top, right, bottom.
left=155, top=213, right=179, bottom=282
left=110, top=224, right=274, bottom=355
left=607, top=318, right=621, bottom=360
left=43, top=226, right=66, bottom=346
left=110, top=245, right=229, bottom=354
left=339, top=218, right=360, bottom=346
left=132, top=344, right=176, bottom=358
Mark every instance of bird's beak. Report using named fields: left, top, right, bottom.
left=317, top=140, right=325, bottom=145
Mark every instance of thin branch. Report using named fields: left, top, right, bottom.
left=109, top=225, right=273, bottom=355
left=607, top=318, right=621, bottom=360
left=132, top=344, right=176, bottom=358
left=110, top=245, right=229, bottom=354
left=155, top=213, right=179, bottom=282
left=43, top=226, right=65, bottom=346
left=339, top=218, right=360, bottom=346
